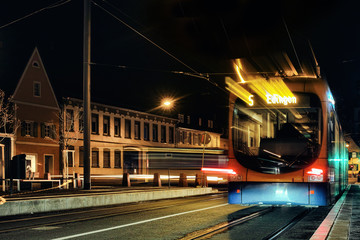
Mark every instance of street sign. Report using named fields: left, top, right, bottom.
left=201, top=133, right=211, bottom=145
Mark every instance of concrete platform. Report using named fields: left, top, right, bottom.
left=0, top=187, right=217, bottom=217
left=311, top=184, right=360, bottom=240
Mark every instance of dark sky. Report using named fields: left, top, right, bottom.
left=1, top=0, right=360, bottom=133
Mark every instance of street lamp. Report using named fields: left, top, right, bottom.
left=161, top=98, right=175, bottom=110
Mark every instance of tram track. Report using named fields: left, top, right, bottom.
left=180, top=206, right=313, bottom=240
left=0, top=193, right=227, bottom=234
left=179, top=207, right=274, bottom=240
left=262, top=208, right=312, bottom=240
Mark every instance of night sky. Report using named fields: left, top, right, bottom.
left=1, top=0, right=360, bottom=134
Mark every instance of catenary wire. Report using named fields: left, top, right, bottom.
left=92, top=0, right=201, bottom=76
left=0, top=0, right=72, bottom=30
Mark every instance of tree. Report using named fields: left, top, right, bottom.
left=0, top=89, right=20, bottom=191
left=0, top=89, right=20, bottom=141
left=52, top=104, right=84, bottom=188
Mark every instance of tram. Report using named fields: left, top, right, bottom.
left=226, top=73, right=348, bottom=206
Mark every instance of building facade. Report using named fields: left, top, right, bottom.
left=62, top=98, right=226, bottom=176
left=11, top=48, right=60, bottom=178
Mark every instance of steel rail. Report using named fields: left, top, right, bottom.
left=180, top=207, right=274, bottom=240
left=262, top=208, right=312, bottom=240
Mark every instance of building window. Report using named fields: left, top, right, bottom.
left=32, top=61, right=40, bottom=68
left=188, top=132, right=192, bottom=144
left=198, top=134, right=202, bottom=145
left=91, top=114, right=99, bottom=134
left=103, top=150, right=110, bottom=168
left=144, top=122, right=149, bottom=141
left=152, top=124, right=158, bottom=142
left=161, top=125, right=166, bottom=143
left=194, top=133, right=198, bottom=145
left=21, top=121, right=38, bottom=137
left=187, top=116, right=191, bottom=124
left=115, top=150, right=121, bottom=168
left=33, top=82, right=41, bottom=97
left=66, top=109, right=74, bottom=132
left=92, top=149, right=99, bottom=167
left=67, top=148, right=74, bottom=167
left=134, top=121, right=140, bottom=140
left=208, top=120, right=213, bottom=128
left=169, top=127, right=174, bottom=144
left=41, top=123, right=56, bottom=139
left=103, top=115, right=110, bottom=136
left=178, top=114, right=184, bottom=123
left=199, top=118, right=202, bottom=126
left=114, top=118, right=121, bottom=137
left=79, top=147, right=84, bottom=167
left=125, top=119, right=131, bottom=138
left=79, top=111, right=84, bottom=132
left=180, top=131, right=184, bottom=144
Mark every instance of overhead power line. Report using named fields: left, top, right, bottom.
left=0, top=0, right=72, bottom=30
left=92, top=0, right=201, bottom=75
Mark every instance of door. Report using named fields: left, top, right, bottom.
left=123, top=151, right=139, bottom=174
left=45, top=155, right=54, bottom=174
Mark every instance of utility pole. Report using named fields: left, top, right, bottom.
left=83, top=0, right=91, bottom=189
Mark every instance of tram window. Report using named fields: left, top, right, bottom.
left=232, top=93, right=322, bottom=173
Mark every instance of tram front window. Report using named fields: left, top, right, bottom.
left=232, top=93, right=322, bottom=174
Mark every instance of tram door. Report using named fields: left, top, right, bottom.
left=124, top=151, right=139, bottom=174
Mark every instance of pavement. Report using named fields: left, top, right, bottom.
left=1, top=184, right=359, bottom=240
left=311, top=184, right=360, bottom=240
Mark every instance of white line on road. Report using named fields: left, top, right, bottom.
left=52, top=203, right=228, bottom=240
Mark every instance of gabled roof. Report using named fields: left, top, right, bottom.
left=12, top=47, right=59, bottom=110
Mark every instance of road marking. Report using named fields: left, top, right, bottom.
left=52, top=203, right=228, bottom=240
left=33, top=226, right=61, bottom=231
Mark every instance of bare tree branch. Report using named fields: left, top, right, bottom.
left=0, top=89, right=20, bottom=142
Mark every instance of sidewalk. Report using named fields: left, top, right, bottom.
left=311, top=184, right=360, bottom=240
left=0, top=186, right=217, bottom=217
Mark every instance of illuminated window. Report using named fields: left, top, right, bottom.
left=199, top=118, right=202, bottom=126
left=33, top=82, right=41, bottom=97
left=103, top=115, right=110, bottom=136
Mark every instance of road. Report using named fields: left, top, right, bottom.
left=0, top=193, right=330, bottom=240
